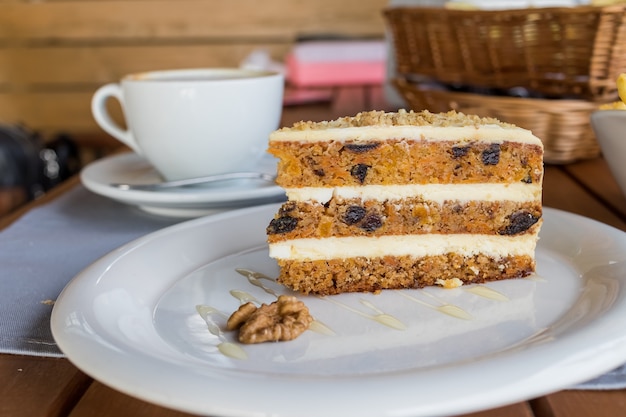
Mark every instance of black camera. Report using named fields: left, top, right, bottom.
left=0, top=125, right=80, bottom=214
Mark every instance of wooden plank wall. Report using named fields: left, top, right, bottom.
left=0, top=0, right=388, bottom=147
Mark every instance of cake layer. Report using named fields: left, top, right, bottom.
left=268, top=139, right=543, bottom=188
left=267, top=198, right=542, bottom=242
left=270, top=125, right=542, bottom=144
left=276, top=254, right=536, bottom=295
left=269, top=109, right=542, bottom=146
left=285, top=183, right=542, bottom=204
left=269, top=233, right=539, bottom=261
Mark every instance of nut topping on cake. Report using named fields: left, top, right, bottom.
left=275, top=109, right=514, bottom=132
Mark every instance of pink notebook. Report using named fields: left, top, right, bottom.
left=286, top=40, right=387, bottom=87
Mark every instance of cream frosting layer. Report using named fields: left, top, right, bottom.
left=285, top=183, right=542, bottom=204
left=270, top=125, right=543, bottom=146
left=268, top=233, right=539, bottom=261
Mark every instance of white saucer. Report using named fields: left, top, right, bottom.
left=80, top=152, right=285, bottom=217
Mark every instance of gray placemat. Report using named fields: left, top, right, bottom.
left=0, top=184, right=623, bottom=389
left=573, top=364, right=626, bottom=390
left=0, top=185, right=181, bottom=357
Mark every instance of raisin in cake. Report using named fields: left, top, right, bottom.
left=266, top=110, right=543, bottom=295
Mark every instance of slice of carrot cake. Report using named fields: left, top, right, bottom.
left=266, top=109, right=543, bottom=295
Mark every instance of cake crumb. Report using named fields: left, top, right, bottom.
left=435, top=278, right=464, bottom=289
left=40, top=299, right=55, bottom=306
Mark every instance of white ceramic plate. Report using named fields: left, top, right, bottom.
left=51, top=205, right=626, bottom=417
left=80, top=152, right=285, bottom=217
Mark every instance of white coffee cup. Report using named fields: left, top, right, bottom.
left=91, top=68, right=284, bottom=181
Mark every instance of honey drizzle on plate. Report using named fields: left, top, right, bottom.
left=195, top=305, right=248, bottom=360
left=321, top=297, right=407, bottom=330
left=465, top=285, right=509, bottom=301
left=234, top=269, right=335, bottom=335
left=397, top=291, right=473, bottom=320
left=196, top=270, right=525, bottom=359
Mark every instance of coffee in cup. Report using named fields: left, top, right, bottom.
left=91, top=68, right=284, bottom=181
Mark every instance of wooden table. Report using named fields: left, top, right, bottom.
left=2, top=86, right=626, bottom=417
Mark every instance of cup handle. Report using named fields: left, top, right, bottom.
left=91, top=83, right=142, bottom=154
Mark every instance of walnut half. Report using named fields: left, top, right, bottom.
left=226, top=295, right=313, bottom=344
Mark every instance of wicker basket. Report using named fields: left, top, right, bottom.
left=385, top=5, right=626, bottom=101
left=394, top=77, right=601, bottom=164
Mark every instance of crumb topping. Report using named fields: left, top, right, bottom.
left=279, top=109, right=515, bottom=132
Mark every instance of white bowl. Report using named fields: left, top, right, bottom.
left=590, top=110, right=626, bottom=197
